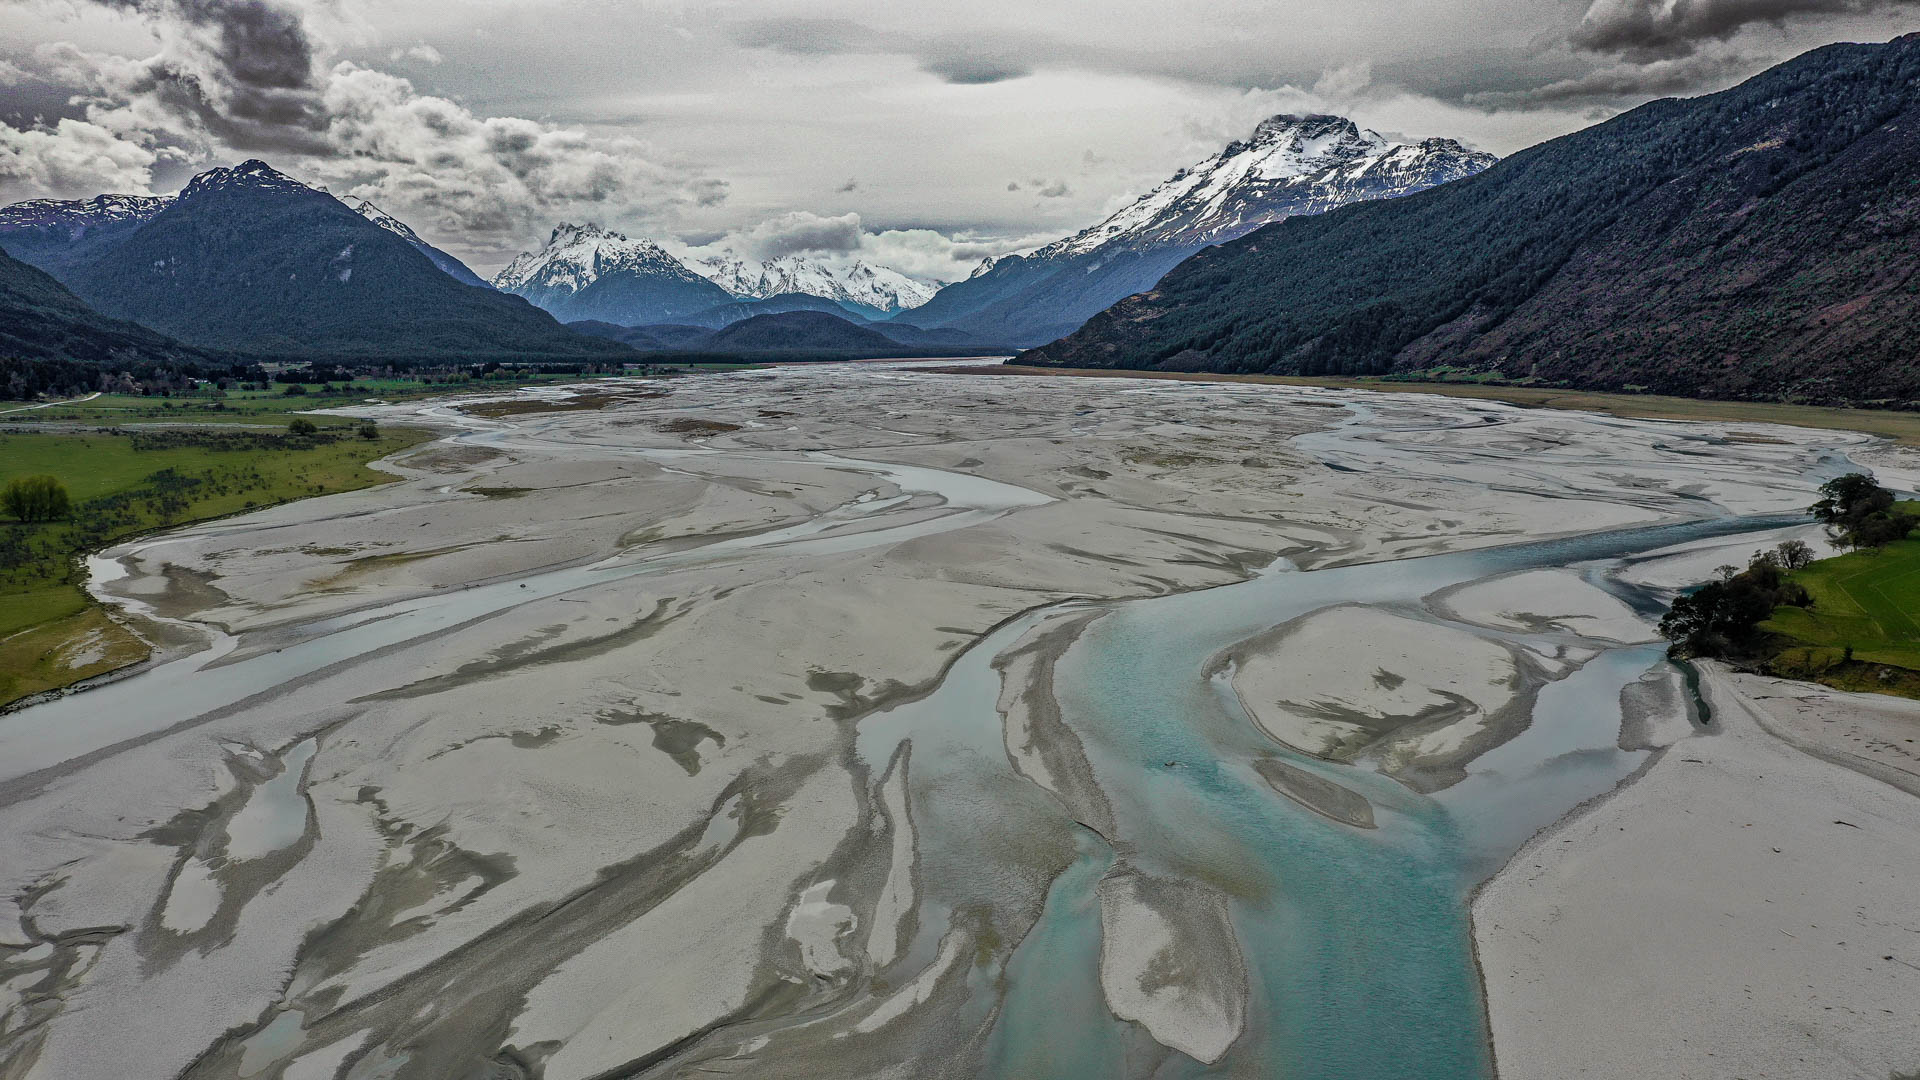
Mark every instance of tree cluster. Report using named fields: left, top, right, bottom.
left=1658, top=542, right=1815, bottom=657
left=1810, top=473, right=1916, bottom=550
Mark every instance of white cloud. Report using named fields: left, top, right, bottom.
left=672, top=212, right=1052, bottom=283
left=388, top=43, right=442, bottom=64
left=0, top=117, right=159, bottom=199
left=5, top=0, right=1911, bottom=277
left=5, top=0, right=727, bottom=271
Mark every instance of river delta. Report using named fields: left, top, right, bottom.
left=3, top=364, right=1917, bottom=1080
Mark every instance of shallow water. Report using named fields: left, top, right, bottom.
left=0, top=448, right=1053, bottom=787
left=855, top=512, right=1806, bottom=1079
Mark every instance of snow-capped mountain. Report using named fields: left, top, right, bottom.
left=694, top=254, right=937, bottom=317
left=180, top=158, right=316, bottom=200
left=0, top=170, right=491, bottom=291
left=0, top=192, right=173, bottom=230
left=904, top=114, right=1497, bottom=346
left=493, top=223, right=732, bottom=325
left=0, top=193, right=175, bottom=279
left=1042, top=115, right=1493, bottom=259
left=38, top=159, right=621, bottom=359
left=841, top=262, right=938, bottom=313
left=966, top=254, right=1007, bottom=280
left=346, top=197, right=491, bottom=289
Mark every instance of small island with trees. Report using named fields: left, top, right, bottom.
left=1660, top=473, right=1920, bottom=696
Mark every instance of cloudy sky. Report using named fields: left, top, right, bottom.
left=2, top=0, right=1916, bottom=279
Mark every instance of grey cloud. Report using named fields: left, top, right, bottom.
left=732, top=17, right=1046, bottom=85
left=919, top=53, right=1031, bottom=84
left=737, top=210, right=865, bottom=257
left=727, top=17, right=876, bottom=56
left=1037, top=181, right=1071, bottom=198
left=837, top=178, right=859, bottom=192
left=1464, top=49, right=1762, bottom=106
left=1569, top=0, right=1920, bottom=59
left=90, top=0, right=329, bottom=148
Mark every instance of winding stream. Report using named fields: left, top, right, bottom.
left=855, top=512, right=1807, bottom=1079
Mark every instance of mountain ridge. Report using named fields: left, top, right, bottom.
left=493, top=223, right=734, bottom=325
left=1019, top=37, right=1920, bottom=406
left=53, top=160, right=628, bottom=361
left=695, top=254, right=937, bottom=317
left=901, top=114, right=1496, bottom=346
left=0, top=244, right=212, bottom=370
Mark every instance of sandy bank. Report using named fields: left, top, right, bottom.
left=1473, top=662, right=1920, bottom=1078
left=1224, top=605, right=1526, bottom=790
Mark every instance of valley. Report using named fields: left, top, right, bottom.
left=2, top=364, right=1914, bottom=1079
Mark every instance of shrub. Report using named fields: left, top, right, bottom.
left=3, top=475, right=72, bottom=522
left=357, top=421, right=379, bottom=440
left=287, top=417, right=318, bottom=436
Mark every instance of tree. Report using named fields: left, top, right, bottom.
left=287, top=417, right=318, bottom=436
left=1775, top=539, right=1816, bottom=570
left=3, top=475, right=72, bottom=522
left=357, top=421, right=379, bottom=440
left=1810, top=473, right=1888, bottom=527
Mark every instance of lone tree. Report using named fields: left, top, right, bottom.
left=287, top=417, right=318, bottom=436
left=357, top=420, right=379, bottom=440
left=3, top=475, right=72, bottom=522
left=1810, top=473, right=1915, bottom=550
left=1774, top=538, right=1816, bottom=570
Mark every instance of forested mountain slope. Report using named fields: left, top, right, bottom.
left=1022, top=37, right=1920, bottom=406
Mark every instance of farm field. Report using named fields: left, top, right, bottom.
left=1763, top=511, right=1920, bottom=693
left=1, top=372, right=620, bottom=427
left=0, top=422, right=433, bottom=705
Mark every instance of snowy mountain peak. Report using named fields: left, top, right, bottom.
left=967, top=254, right=1007, bottom=280
left=493, top=223, right=690, bottom=294
left=842, top=261, right=938, bottom=312
left=0, top=192, right=173, bottom=231
left=693, top=252, right=937, bottom=314
left=1250, top=113, right=1367, bottom=145
left=1040, top=114, right=1493, bottom=258
left=349, top=198, right=422, bottom=245
left=181, top=159, right=312, bottom=200
left=545, top=221, right=615, bottom=248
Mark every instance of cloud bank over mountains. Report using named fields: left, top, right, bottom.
left=2, top=0, right=1915, bottom=276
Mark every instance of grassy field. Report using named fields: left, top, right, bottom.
left=1761, top=508, right=1920, bottom=695
left=1764, top=539, right=1920, bottom=665
left=0, top=421, right=433, bottom=705
left=1, top=373, right=623, bottom=428
left=974, top=365, right=1920, bottom=447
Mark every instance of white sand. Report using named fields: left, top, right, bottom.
left=866, top=743, right=918, bottom=970
left=1474, top=662, right=1920, bottom=1079
left=0, top=364, right=1885, bottom=1078
left=1434, top=569, right=1653, bottom=643
left=1229, top=605, right=1519, bottom=771
left=1614, top=523, right=1842, bottom=591
left=1096, top=867, right=1247, bottom=1064
left=1726, top=670, right=1920, bottom=797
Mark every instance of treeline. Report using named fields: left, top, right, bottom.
left=0, top=354, right=637, bottom=401
left=1658, top=540, right=1818, bottom=659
